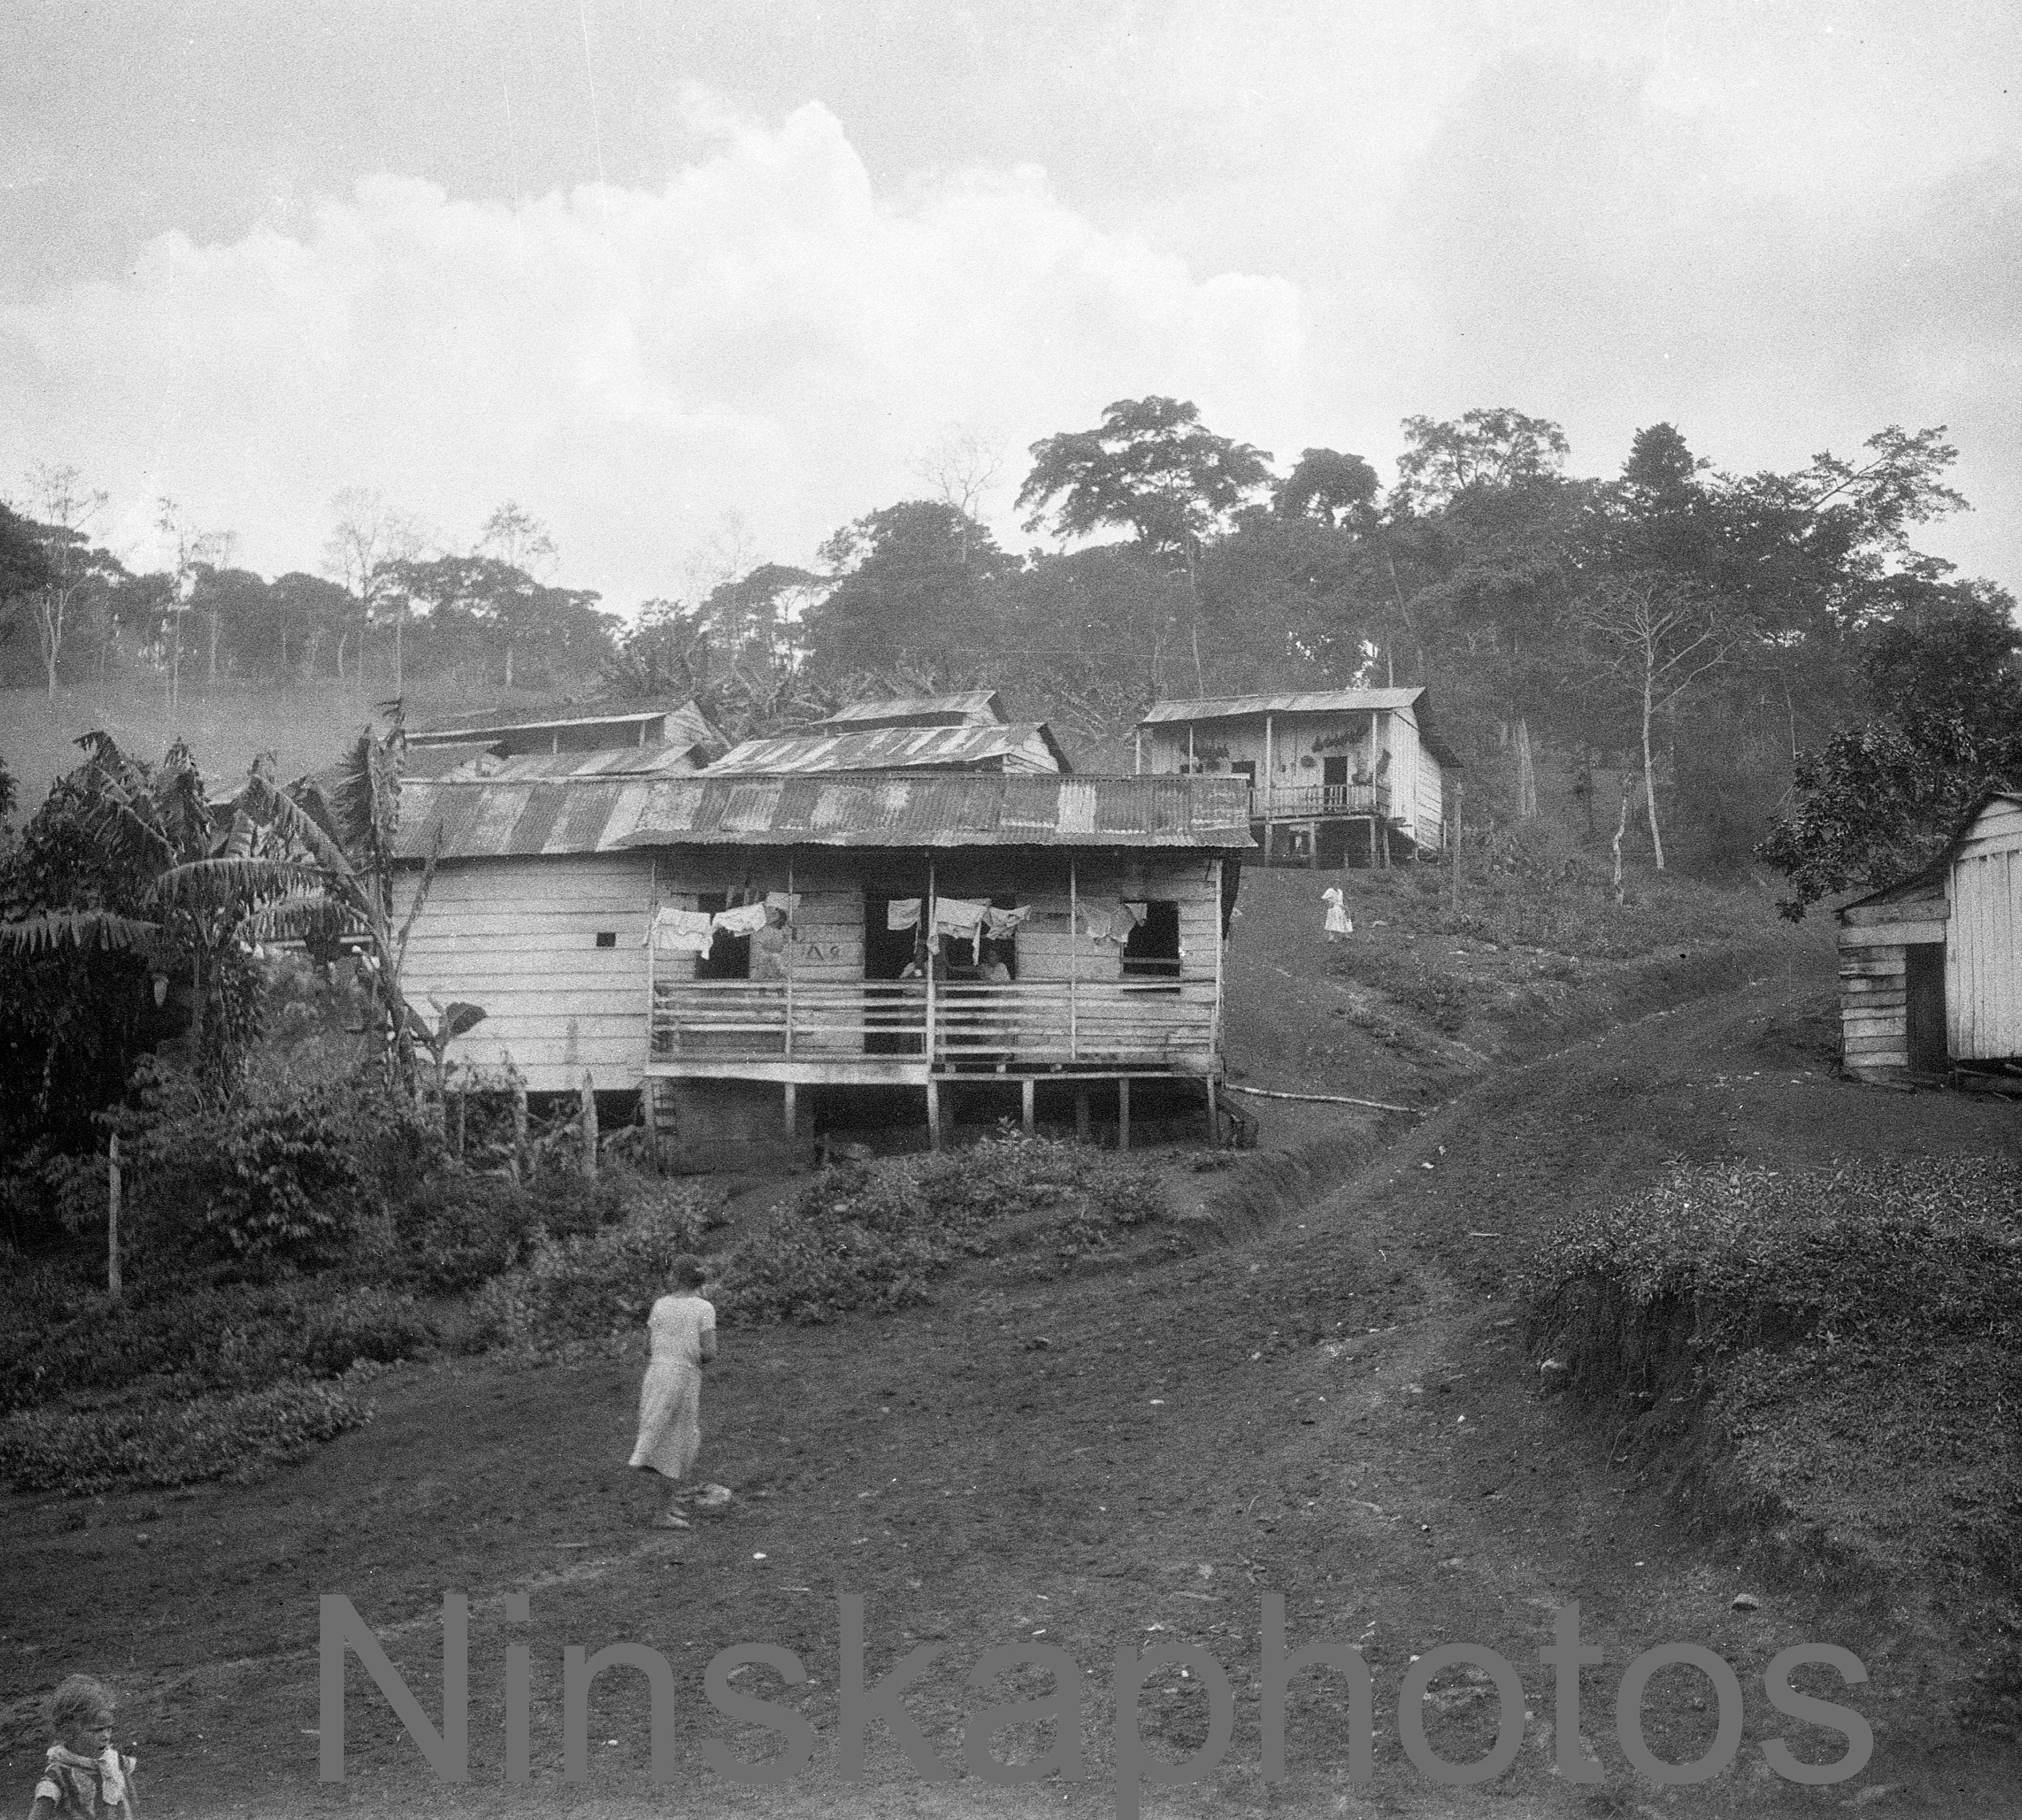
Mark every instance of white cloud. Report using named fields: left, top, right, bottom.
left=0, top=100, right=1305, bottom=605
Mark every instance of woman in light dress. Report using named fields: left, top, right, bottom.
left=627, top=1255, right=718, bottom=1530
left=1322, top=885, right=1353, bottom=942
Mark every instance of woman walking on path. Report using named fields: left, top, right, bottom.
left=627, top=1255, right=717, bottom=1529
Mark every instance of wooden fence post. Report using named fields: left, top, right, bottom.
left=512, top=1081, right=529, bottom=1183
left=581, top=1071, right=599, bottom=1180
left=106, top=1132, right=122, bottom=1302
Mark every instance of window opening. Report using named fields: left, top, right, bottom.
left=594, top=931, right=617, bottom=948
left=1121, top=901, right=1182, bottom=980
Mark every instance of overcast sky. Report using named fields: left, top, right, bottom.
left=2, top=0, right=2015, bottom=610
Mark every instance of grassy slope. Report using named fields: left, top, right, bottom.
left=13, top=829, right=2022, bottom=1811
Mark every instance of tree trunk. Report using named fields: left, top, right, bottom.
left=504, top=641, right=514, bottom=691
left=336, top=629, right=348, bottom=683
left=106, top=1133, right=122, bottom=1302
left=208, top=608, right=220, bottom=683
left=1641, top=666, right=1667, bottom=871
left=1612, top=774, right=1634, bottom=905
left=1513, top=717, right=1538, bottom=819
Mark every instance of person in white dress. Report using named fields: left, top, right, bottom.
left=627, top=1255, right=718, bottom=1529
left=1322, top=885, right=1353, bottom=942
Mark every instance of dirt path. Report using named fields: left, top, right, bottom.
left=7, top=972, right=2021, bottom=1817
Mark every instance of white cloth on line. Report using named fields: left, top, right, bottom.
left=652, top=908, right=716, bottom=955
left=887, top=898, right=921, bottom=931
left=712, top=902, right=770, bottom=937
left=764, top=891, right=800, bottom=916
left=985, top=904, right=1031, bottom=937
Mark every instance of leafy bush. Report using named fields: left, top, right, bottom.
left=0, top=1379, right=371, bottom=1495
left=716, top=1134, right=1170, bottom=1325
left=0, top=1272, right=440, bottom=1415
left=1529, top=1158, right=2022, bottom=1590
left=104, top=1061, right=393, bottom=1267
left=393, top=1175, right=543, bottom=1294
left=466, top=1199, right=712, bottom=1349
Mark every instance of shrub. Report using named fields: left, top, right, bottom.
left=0, top=1274, right=440, bottom=1415
left=1529, top=1158, right=2022, bottom=1591
left=0, top=1379, right=371, bottom=1495
left=393, top=1174, right=543, bottom=1294
left=716, top=1133, right=1171, bottom=1324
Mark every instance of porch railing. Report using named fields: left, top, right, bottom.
left=1252, top=782, right=1390, bottom=820
left=649, top=978, right=1217, bottom=1069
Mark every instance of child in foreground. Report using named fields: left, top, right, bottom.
left=28, top=1674, right=137, bottom=1817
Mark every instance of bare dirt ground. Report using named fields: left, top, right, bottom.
left=7, top=871, right=2021, bottom=1817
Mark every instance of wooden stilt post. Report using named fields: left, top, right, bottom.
left=512, top=1081, right=529, bottom=1183
left=1075, top=1088, right=1091, bottom=1143
left=926, top=1079, right=942, bottom=1151
left=106, top=1133, right=122, bottom=1302
left=580, top=1071, right=598, bottom=1179
left=1367, top=815, right=1378, bottom=869
left=783, top=1081, right=797, bottom=1141
left=1117, top=1077, right=1131, bottom=1151
left=1021, top=1077, right=1035, bottom=1134
left=1204, top=1077, right=1219, bottom=1146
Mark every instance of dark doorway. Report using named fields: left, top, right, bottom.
left=863, top=890, right=925, bottom=1055
left=1316, top=819, right=1350, bottom=867
left=694, top=893, right=749, bottom=980
left=1905, top=943, right=1947, bottom=1073
left=1122, top=902, right=1182, bottom=980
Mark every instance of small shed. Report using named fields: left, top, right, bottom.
left=1836, top=791, right=2022, bottom=1081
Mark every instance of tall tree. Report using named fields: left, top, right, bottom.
left=802, top=501, right=1012, bottom=682
left=11, top=465, right=124, bottom=697
left=324, top=488, right=426, bottom=692
left=1757, top=587, right=2022, bottom=914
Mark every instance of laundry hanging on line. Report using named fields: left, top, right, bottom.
left=932, top=896, right=989, bottom=963
left=651, top=908, right=716, bottom=955
left=887, top=898, right=921, bottom=931
left=985, top=904, right=1031, bottom=938
left=712, top=902, right=770, bottom=938
left=764, top=891, right=800, bottom=917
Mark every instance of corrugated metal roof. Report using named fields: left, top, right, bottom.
left=1138, top=688, right=1426, bottom=723
left=1137, top=687, right=1463, bottom=770
left=817, top=691, right=1007, bottom=730
left=443, top=742, right=712, bottom=782
left=710, top=722, right=1068, bottom=776
left=406, top=699, right=727, bottom=757
left=394, top=772, right=1253, bottom=858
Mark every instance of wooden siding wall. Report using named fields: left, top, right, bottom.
left=403, top=848, right=1227, bottom=1094
left=402, top=853, right=656, bottom=1093
left=1146, top=714, right=1429, bottom=840
left=1947, top=799, right=2022, bottom=1059
left=1837, top=894, right=1947, bottom=1075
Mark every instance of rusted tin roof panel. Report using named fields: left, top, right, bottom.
left=818, top=691, right=1006, bottom=729
left=393, top=772, right=1252, bottom=858
left=711, top=722, right=1066, bottom=774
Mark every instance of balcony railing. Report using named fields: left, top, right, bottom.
left=649, top=978, right=1218, bottom=1071
left=1252, top=782, right=1390, bottom=820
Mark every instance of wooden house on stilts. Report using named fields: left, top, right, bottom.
left=1134, top=688, right=1459, bottom=868
left=392, top=771, right=1251, bottom=1167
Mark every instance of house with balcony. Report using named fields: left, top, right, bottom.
left=1134, top=687, right=1461, bottom=867
left=392, top=770, right=1250, bottom=1168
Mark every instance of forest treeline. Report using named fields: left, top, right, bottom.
left=3, top=399, right=2017, bottom=885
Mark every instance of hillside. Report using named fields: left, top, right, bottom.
left=8, top=844, right=2021, bottom=1815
